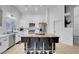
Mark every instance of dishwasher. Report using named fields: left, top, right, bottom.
left=9, top=34, right=15, bottom=47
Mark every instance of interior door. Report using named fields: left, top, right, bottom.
left=74, top=6, right=79, bottom=45
left=74, top=6, right=79, bottom=36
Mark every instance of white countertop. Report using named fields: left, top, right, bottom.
left=21, top=33, right=58, bottom=37
left=0, top=33, right=15, bottom=38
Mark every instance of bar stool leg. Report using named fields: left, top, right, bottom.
left=24, top=42, right=26, bottom=53
left=33, top=42, right=39, bottom=54
left=34, top=42, right=36, bottom=54
left=26, top=43, right=27, bottom=53
left=52, top=43, right=55, bottom=54
left=27, top=43, right=30, bottom=54
left=32, top=42, right=36, bottom=54
left=40, top=42, right=44, bottom=54
left=52, top=43, right=53, bottom=54
left=43, top=42, right=44, bottom=53
left=40, top=42, right=47, bottom=54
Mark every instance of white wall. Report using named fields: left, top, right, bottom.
left=19, top=6, right=48, bottom=28
left=19, top=5, right=73, bottom=46
left=47, top=5, right=73, bottom=46
left=47, top=6, right=64, bottom=33
left=20, top=15, right=42, bottom=28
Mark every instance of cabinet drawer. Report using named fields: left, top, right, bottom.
left=15, top=34, right=21, bottom=43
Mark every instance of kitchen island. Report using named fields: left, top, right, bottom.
left=21, top=33, right=59, bottom=54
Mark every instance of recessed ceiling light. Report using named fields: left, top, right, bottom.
left=28, top=5, right=31, bottom=7
left=40, top=5, right=43, bottom=7
left=35, top=8, right=38, bottom=11
left=25, top=7, right=28, bottom=11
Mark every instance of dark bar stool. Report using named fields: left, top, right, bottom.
left=27, top=39, right=30, bottom=54
left=40, top=38, right=47, bottom=54
left=31, top=40, right=39, bottom=54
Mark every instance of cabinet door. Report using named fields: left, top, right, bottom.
left=2, top=37, right=8, bottom=52
left=0, top=37, right=9, bottom=53
left=4, top=37, right=9, bottom=49
left=0, top=9, right=2, bottom=26
left=0, top=39, right=2, bottom=53
left=0, top=38, right=5, bottom=53
left=9, top=35, right=15, bottom=47
left=15, top=34, right=21, bottom=43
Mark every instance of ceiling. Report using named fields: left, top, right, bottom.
left=13, top=5, right=50, bottom=15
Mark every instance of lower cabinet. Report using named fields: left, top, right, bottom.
left=9, top=34, right=15, bottom=47
left=15, top=34, right=21, bottom=43
left=0, top=39, right=2, bottom=53
left=0, top=36, right=9, bottom=53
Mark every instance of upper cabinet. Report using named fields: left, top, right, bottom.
left=0, top=8, right=3, bottom=26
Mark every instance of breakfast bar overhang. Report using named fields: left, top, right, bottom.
left=21, top=33, right=59, bottom=54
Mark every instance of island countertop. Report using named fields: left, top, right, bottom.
left=21, top=33, right=58, bottom=38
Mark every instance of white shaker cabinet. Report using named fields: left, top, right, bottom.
left=0, top=39, right=2, bottom=53
left=15, top=33, right=21, bottom=43
left=0, top=8, right=2, bottom=26
left=0, top=36, right=9, bottom=53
